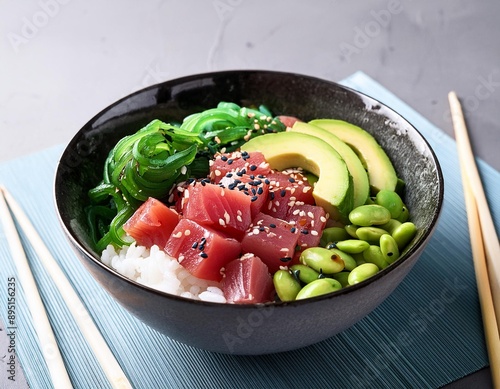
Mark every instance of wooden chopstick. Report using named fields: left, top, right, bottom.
left=0, top=188, right=73, bottom=388
left=0, top=186, right=132, bottom=389
left=448, top=92, right=500, bottom=388
left=448, top=92, right=500, bottom=323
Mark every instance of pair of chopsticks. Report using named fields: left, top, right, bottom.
left=0, top=187, right=132, bottom=389
left=448, top=92, right=500, bottom=388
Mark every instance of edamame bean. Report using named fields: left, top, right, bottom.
left=273, top=270, right=301, bottom=302
left=364, top=196, right=376, bottom=205
left=329, top=248, right=357, bottom=271
left=329, top=272, right=350, bottom=287
left=356, top=226, right=389, bottom=244
left=295, top=278, right=342, bottom=300
left=348, top=263, right=379, bottom=285
left=392, top=222, right=417, bottom=250
left=395, top=204, right=410, bottom=223
left=345, top=224, right=359, bottom=238
left=352, top=253, right=366, bottom=266
left=334, top=239, right=370, bottom=254
left=375, top=190, right=404, bottom=219
left=300, top=247, right=345, bottom=274
left=320, top=227, right=350, bottom=246
left=363, top=245, right=390, bottom=269
left=380, top=234, right=400, bottom=264
left=290, top=264, right=321, bottom=284
left=379, top=219, right=402, bottom=235
left=349, top=204, right=391, bottom=226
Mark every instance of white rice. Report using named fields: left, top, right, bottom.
left=101, top=243, right=227, bottom=303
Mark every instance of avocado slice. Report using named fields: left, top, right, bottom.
left=310, top=119, right=398, bottom=193
left=241, top=131, right=354, bottom=222
left=291, top=121, right=370, bottom=207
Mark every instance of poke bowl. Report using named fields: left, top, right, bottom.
left=54, top=70, right=443, bottom=355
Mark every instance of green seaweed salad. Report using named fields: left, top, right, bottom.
left=86, top=102, right=286, bottom=251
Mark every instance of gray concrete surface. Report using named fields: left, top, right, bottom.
left=1, top=0, right=498, bottom=387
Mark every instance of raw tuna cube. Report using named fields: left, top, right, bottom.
left=123, top=197, right=180, bottom=248
left=181, top=182, right=252, bottom=239
left=287, top=204, right=328, bottom=253
left=222, top=253, right=274, bottom=304
left=276, top=115, right=301, bottom=128
left=241, top=213, right=299, bottom=274
left=218, top=173, right=270, bottom=218
left=165, top=218, right=241, bottom=282
left=209, top=151, right=270, bottom=183
left=263, top=170, right=315, bottom=219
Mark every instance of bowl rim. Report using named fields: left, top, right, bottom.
left=54, top=69, right=445, bottom=309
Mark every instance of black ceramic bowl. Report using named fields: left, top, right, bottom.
left=55, top=70, right=443, bottom=355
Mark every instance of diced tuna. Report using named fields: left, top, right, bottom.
left=222, top=253, right=274, bottom=304
left=165, top=218, right=241, bottom=282
left=262, top=170, right=315, bottom=219
left=209, top=151, right=270, bottom=183
left=181, top=182, right=252, bottom=239
left=123, top=197, right=180, bottom=249
left=241, top=213, right=299, bottom=273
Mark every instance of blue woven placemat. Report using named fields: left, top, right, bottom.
left=0, top=72, right=498, bottom=388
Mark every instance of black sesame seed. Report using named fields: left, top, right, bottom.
left=251, top=196, right=258, bottom=202
left=290, top=227, right=296, bottom=233
left=280, top=189, right=286, bottom=197
left=227, top=159, right=233, bottom=165
left=269, top=223, right=276, bottom=228
left=250, top=165, right=257, bottom=171
left=280, top=257, right=292, bottom=262
left=288, top=177, right=296, bottom=183
left=301, top=229, right=309, bottom=234
left=221, top=155, right=228, bottom=161
left=264, top=178, right=271, bottom=185
left=257, top=187, right=263, bottom=195
left=259, top=226, right=265, bottom=231
left=200, top=252, right=208, bottom=258
left=225, top=173, right=233, bottom=178
left=191, top=242, right=198, bottom=249
left=270, top=192, right=275, bottom=200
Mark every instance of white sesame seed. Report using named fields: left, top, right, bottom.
left=224, top=211, right=230, bottom=224
left=215, top=169, right=222, bottom=176
left=311, top=230, right=319, bottom=236
left=254, top=123, right=260, bottom=130
left=237, top=215, right=243, bottom=222
left=173, top=231, right=182, bottom=238
left=178, top=255, right=185, bottom=263
left=219, top=218, right=226, bottom=226
left=320, top=216, right=327, bottom=223
left=184, top=230, right=191, bottom=236
left=180, top=165, right=187, bottom=175
left=307, top=211, right=314, bottom=218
